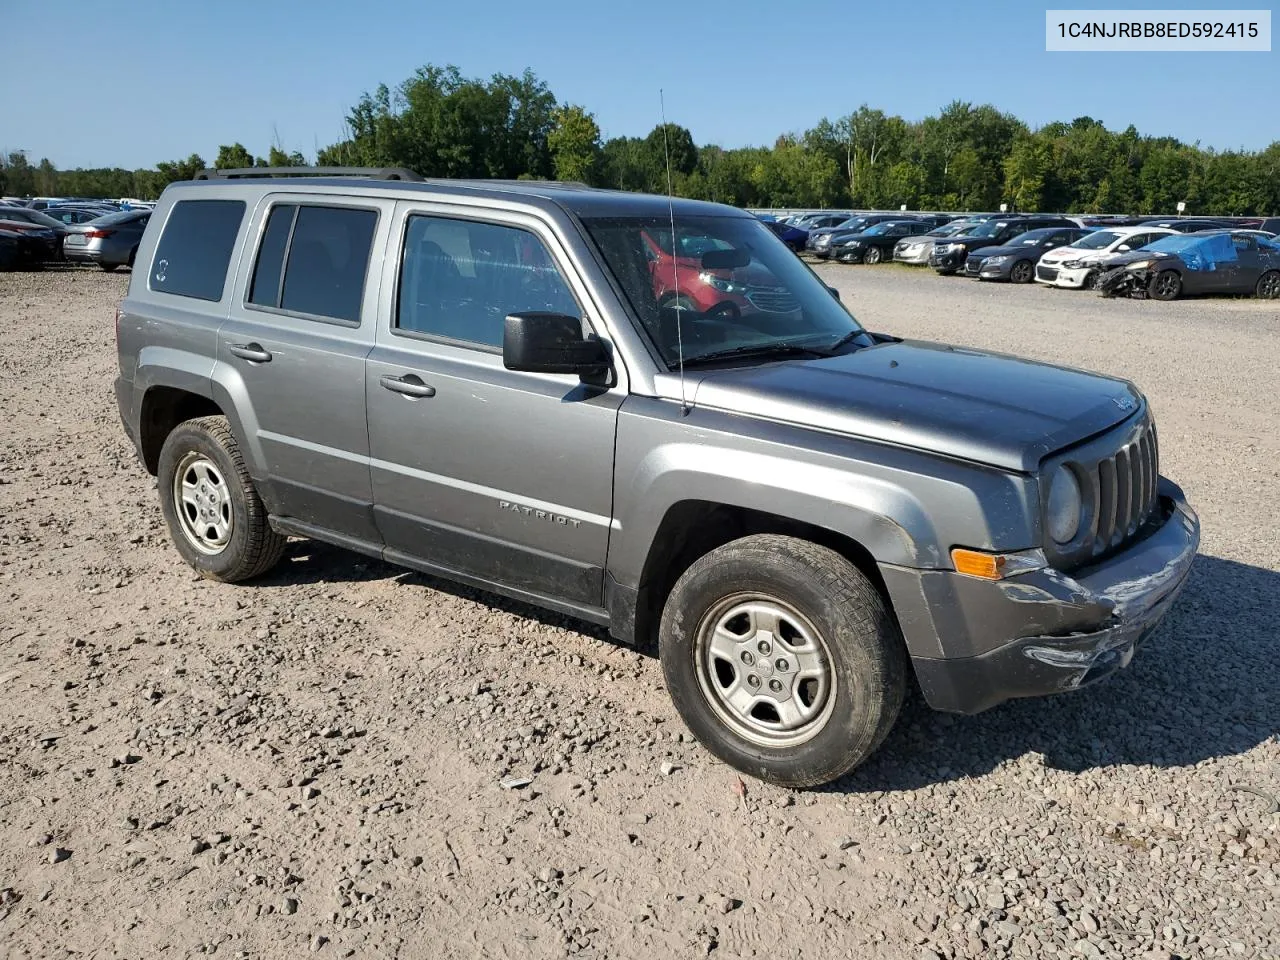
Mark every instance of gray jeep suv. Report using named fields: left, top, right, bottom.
left=114, top=168, right=1200, bottom=787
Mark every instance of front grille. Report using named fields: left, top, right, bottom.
left=1088, top=419, right=1159, bottom=555
left=1045, top=413, right=1161, bottom=569
left=1037, top=264, right=1058, bottom=281
left=964, top=256, right=983, bottom=275
left=746, top=286, right=800, bottom=313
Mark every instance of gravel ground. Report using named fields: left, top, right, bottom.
left=0, top=265, right=1276, bottom=960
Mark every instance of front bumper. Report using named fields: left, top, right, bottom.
left=881, top=480, right=1200, bottom=714
left=894, top=244, right=931, bottom=264
left=1035, top=263, right=1091, bottom=288
left=930, top=248, right=965, bottom=272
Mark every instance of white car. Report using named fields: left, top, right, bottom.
left=1034, top=226, right=1177, bottom=289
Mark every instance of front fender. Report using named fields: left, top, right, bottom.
left=608, top=398, right=1038, bottom=589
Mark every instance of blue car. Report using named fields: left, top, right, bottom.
left=764, top=219, right=809, bottom=253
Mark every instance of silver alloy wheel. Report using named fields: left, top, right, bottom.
left=173, top=452, right=233, bottom=555
left=694, top=594, right=837, bottom=748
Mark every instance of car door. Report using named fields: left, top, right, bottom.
left=364, top=202, right=623, bottom=614
left=1222, top=234, right=1263, bottom=292
left=218, top=195, right=393, bottom=545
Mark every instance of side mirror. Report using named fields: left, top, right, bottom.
left=1117, top=244, right=1131, bottom=251
left=827, top=285, right=841, bottom=301
left=503, top=312, right=609, bottom=379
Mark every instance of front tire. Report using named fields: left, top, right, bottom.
left=659, top=534, right=906, bottom=788
left=1150, top=269, right=1182, bottom=301
left=1010, top=260, right=1034, bottom=284
left=863, top=246, right=883, bottom=265
left=157, top=416, right=287, bottom=582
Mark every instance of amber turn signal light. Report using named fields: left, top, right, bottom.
left=950, top=548, right=1008, bottom=580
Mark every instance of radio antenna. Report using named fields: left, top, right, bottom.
left=660, top=90, right=689, bottom=415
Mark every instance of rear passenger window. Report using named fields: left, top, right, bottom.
left=247, top=204, right=377, bottom=324
left=150, top=199, right=246, bottom=301
left=395, top=215, right=581, bottom=349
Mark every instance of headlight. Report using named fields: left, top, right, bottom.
left=1061, top=259, right=1082, bottom=269
left=842, top=239, right=863, bottom=247
left=1126, top=259, right=1154, bottom=271
left=698, top=272, right=742, bottom=293
left=982, top=255, right=1009, bottom=266
left=1046, top=465, right=1083, bottom=544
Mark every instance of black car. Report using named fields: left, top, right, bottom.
left=1138, top=218, right=1236, bottom=233
left=0, top=227, right=21, bottom=270
left=1097, top=230, right=1280, bottom=300
left=823, top=219, right=934, bottom=263
left=0, top=220, right=61, bottom=266
left=809, top=213, right=910, bottom=256
left=0, top=206, right=71, bottom=240
left=963, top=227, right=1091, bottom=282
left=930, top=216, right=1076, bottom=274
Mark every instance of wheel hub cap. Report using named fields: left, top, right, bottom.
left=173, top=453, right=233, bottom=555
left=695, top=596, right=836, bottom=748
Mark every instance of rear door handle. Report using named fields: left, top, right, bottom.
left=228, top=342, right=272, bottom=363
left=379, top=373, right=436, bottom=399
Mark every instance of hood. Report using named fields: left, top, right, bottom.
left=968, top=242, right=1039, bottom=259
left=682, top=340, right=1141, bottom=472
left=1039, top=243, right=1094, bottom=264
left=940, top=233, right=1001, bottom=248
left=1102, top=249, right=1177, bottom=268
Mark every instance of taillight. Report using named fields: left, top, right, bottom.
left=84, top=229, right=115, bottom=239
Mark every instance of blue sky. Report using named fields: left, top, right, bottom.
left=4, top=0, right=1275, bottom=169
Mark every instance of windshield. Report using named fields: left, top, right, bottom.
left=1143, top=234, right=1218, bottom=254
left=965, top=220, right=1011, bottom=238
left=862, top=222, right=903, bottom=236
left=583, top=215, right=865, bottom=368
left=1071, top=230, right=1121, bottom=250
left=929, top=221, right=970, bottom=237
left=835, top=217, right=869, bottom=231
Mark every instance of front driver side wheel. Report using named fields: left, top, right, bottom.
left=659, top=534, right=906, bottom=787
left=863, top=247, right=883, bottom=265
left=157, top=415, right=287, bottom=582
left=1150, top=269, right=1182, bottom=301
left=1010, top=260, right=1034, bottom=284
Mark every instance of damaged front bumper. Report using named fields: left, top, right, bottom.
left=881, top=479, right=1200, bottom=714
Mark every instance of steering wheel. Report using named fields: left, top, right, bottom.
left=704, top=300, right=742, bottom=322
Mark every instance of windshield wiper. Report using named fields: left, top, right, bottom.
left=825, top=330, right=866, bottom=354
left=681, top=342, right=829, bottom=368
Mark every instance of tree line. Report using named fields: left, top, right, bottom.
left=4, top=63, right=1278, bottom=215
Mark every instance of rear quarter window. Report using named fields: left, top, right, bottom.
left=149, top=199, right=246, bottom=301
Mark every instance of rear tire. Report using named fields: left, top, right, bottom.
left=1256, top=270, right=1280, bottom=300
left=1149, top=269, right=1182, bottom=301
left=100, top=263, right=118, bottom=273
left=863, top=246, right=883, bottom=265
left=157, top=416, right=287, bottom=583
left=659, top=534, right=906, bottom=788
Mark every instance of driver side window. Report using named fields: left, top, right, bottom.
left=395, top=215, right=582, bottom=349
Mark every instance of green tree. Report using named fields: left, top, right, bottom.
left=547, top=105, right=601, bottom=183
left=214, top=143, right=256, bottom=170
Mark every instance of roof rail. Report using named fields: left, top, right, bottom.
left=194, top=166, right=424, bottom=182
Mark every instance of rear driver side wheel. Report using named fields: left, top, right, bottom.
left=1256, top=270, right=1280, bottom=299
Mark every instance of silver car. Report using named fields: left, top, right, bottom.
left=114, top=169, right=1199, bottom=788
left=63, top=209, right=150, bottom=271
left=893, top=219, right=975, bottom=264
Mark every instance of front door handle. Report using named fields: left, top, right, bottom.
left=379, top=373, right=436, bottom=399
left=228, top=342, right=272, bottom=363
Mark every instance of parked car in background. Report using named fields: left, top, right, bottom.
left=1251, top=217, right=1280, bottom=235
left=764, top=219, right=810, bottom=252
left=0, top=227, right=19, bottom=269
left=62, top=209, right=150, bottom=271
left=930, top=216, right=1076, bottom=275
left=893, top=220, right=977, bottom=265
left=45, top=206, right=111, bottom=225
left=1097, top=230, right=1280, bottom=300
left=0, top=206, right=72, bottom=241
left=1139, top=217, right=1235, bottom=233
left=0, top=219, right=61, bottom=265
left=809, top=214, right=906, bottom=254
left=797, top=212, right=852, bottom=233
left=823, top=219, right=934, bottom=263
left=963, top=227, right=1091, bottom=282
left=1035, top=226, right=1177, bottom=289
